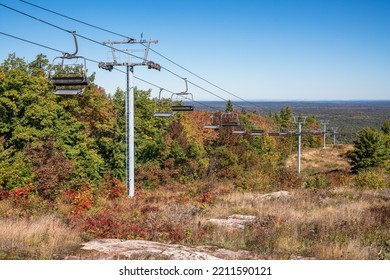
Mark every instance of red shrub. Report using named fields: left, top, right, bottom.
left=63, top=185, right=94, bottom=216
left=83, top=210, right=147, bottom=239
left=9, top=183, right=33, bottom=206
left=0, top=188, right=9, bottom=200
left=107, top=178, right=126, bottom=199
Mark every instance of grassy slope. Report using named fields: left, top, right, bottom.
left=0, top=146, right=389, bottom=260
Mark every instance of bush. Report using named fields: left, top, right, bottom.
left=274, top=167, right=303, bottom=190
left=354, top=169, right=387, bottom=190
left=305, top=174, right=330, bottom=189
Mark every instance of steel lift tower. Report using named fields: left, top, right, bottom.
left=99, top=38, right=160, bottom=197
left=320, top=120, right=330, bottom=148
left=330, top=127, right=339, bottom=145
left=293, top=116, right=307, bottom=174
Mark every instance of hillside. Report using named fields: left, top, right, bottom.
left=0, top=54, right=389, bottom=260
left=285, top=145, right=353, bottom=174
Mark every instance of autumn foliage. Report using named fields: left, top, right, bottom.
left=1, top=54, right=389, bottom=260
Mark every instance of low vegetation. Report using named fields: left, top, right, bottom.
left=0, top=54, right=389, bottom=260
left=0, top=214, right=81, bottom=259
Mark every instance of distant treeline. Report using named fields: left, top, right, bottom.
left=197, top=101, right=390, bottom=143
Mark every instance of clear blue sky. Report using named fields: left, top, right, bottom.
left=0, top=0, right=389, bottom=101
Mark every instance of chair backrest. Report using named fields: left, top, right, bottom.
left=221, top=112, right=240, bottom=127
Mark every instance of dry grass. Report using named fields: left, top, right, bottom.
left=0, top=215, right=82, bottom=259
left=1, top=182, right=389, bottom=259
left=286, top=145, right=353, bottom=173
left=198, top=186, right=390, bottom=259
left=0, top=142, right=388, bottom=260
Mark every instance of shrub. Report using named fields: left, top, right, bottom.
left=274, top=167, right=303, bottom=190
left=9, top=184, right=31, bottom=206
left=25, top=140, right=72, bottom=200
left=323, top=170, right=351, bottom=188
left=354, top=169, right=387, bottom=190
left=63, top=185, right=94, bottom=216
left=305, top=174, right=330, bottom=189
left=83, top=210, right=146, bottom=240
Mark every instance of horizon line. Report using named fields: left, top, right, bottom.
left=196, top=99, right=390, bottom=103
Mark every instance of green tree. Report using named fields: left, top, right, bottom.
left=0, top=54, right=107, bottom=192
left=381, top=120, right=390, bottom=135
left=134, top=89, right=171, bottom=167
left=0, top=139, right=33, bottom=192
left=349, top=127, right=389, bottom=172
left=225, top=100, right=234, bottom=112
left=270, top=107, right=293, bottom=129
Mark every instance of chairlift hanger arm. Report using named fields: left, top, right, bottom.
left=62, top=31, right=78, bottom=58
left=158, top=88, right=164, bottom=99
left=182, top=78, right=188, bottom=93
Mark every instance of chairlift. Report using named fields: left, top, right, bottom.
left=203, top=114, right=220, bottom=129
left=153, top=88, right=174, bottom=117
left=232, top=128, right=246, bottom=134
left=310, top=129, right=323, bottom=135
left=268, top=132, right=280, bottom=136
left=221, top=112, right=240, bottom=127
left=50, top=31, right=88, bottom=95
left=279, top=128, right=291, bottom=136
left=250, top=122, right=265, bottom=136
left=288, top=130, right=297, bottom=136
left=232, top=125, right=246, bottom=134
left=171, top=78, right=194, bottom=112
left=251, top=129, right=264, bottom=136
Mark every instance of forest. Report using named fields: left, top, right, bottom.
left=198, top=101, right=390, bottom=144
left=0, top=54, right=389, bottom=260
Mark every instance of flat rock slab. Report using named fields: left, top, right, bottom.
left=208, top=214, right=257, bottom=230
left=252, top=191, right=291, bottom=202
left=79, top=239, right=254, bottom=260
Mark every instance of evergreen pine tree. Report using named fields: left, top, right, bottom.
left=349, top=127, right=388, bottom=172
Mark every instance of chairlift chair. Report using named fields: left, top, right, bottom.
left=50, top=31, right=88, bottom=95
left=51, top=57, right=88, bottom=95
left=232, top=125, right=246, bottom=134
left=268, top=132, right=280, bottom=136
left=220, top=112, right=240, bottom=127
left=288, top=130, right=297, bottom=136
left=250, top=122, right=265, bottom=136
left=153, top=88, right=174, bottom=117
left=171, top=93, right=195, bottom=111
left=203, top=114, right=220, bottom=129
left=170, top=78, right=194, bottom=112
left=278, top=128, right=290, bottom=136
left=311, top=129, right=323, bottom=135
left=251, top=129, right=264, bottom=136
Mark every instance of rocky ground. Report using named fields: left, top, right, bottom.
left=68, top=239, right=256, bottom=260
left=67, top=191, right=293, bottom=260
